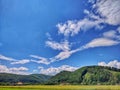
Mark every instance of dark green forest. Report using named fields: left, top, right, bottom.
left=0, top=66, right=120, bottom=85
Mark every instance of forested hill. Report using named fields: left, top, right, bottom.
left=0, top=66, right=120, bottom=85
left=0, top=73, right=51, bottom=85
left=47, top=66, right=120, bottom=85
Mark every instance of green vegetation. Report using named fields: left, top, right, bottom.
left=47, top=66, right=120, bottom=85
left=0, top=85, right=120, bottom=90
left=0, top=66, right=120, bottom=86
left=0, top=73, right=51, bottom=85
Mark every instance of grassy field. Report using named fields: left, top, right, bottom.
left=0, top=85, right=120, bottom=90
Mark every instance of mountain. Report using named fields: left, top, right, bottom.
left=0, top=73, right=51, bottom=85
left=0, top=66, right=120, bottom=85
left=47, top=66, right=120, bottom=85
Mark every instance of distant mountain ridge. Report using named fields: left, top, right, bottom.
left=0, top=66, right=120, bottom=85
left=0, top=73, right=51, bottom=85
left=47, top=66, right=120, bottom=85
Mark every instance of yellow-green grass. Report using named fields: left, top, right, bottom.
left=0, top=85, right=120, bottom=90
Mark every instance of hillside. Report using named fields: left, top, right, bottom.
left=0, top=66, right=120, bottom=85
left=0, top=73, right=51, bottom=85
left=47, top=66, right=120, bottom=85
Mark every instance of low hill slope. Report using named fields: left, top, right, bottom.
left=47, top=66, right=120, bottom=85
left=0, top=73, right=51, bottom=85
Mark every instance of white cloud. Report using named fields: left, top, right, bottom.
left=56, top=18, right=102, bottom=36
left=49, top=37, right=120, bottom=62
left=91, top=0, right=120, bottom=25
left=39, top=65, right=78, bottom=75
left=50, top=48, right=84, bottom=62
left=44, top=0, right=120, bottom=63
left=0, top=54, right=31, bottom=65
left=46, top=40, right=70, bottom=51
left=55, top=51, right=71, bottom=60
left=0, top=54, right=16, bottom=61
left=56, top=4, right=110, bottom=37
left=98, top=62, right=107, bottom=66
left=0, top=65, right=8, bottom=73
left=45, top=40, right=72, bottom=62
left=51, top=51, right=72, bottom=61
left=84, top=9, right=102, bottom=21
left=0, top=54, right=31, bottom=64
left=46, top=32, right=52, bottom=40
left=84, top=38, right=119, bottom=49
left=0, top=65, right=29, bottom=75
left=56, top=38, right=119, bottom=60
left=31, top=59, right=50, bottom=65
left=98, top=60, right=120, bottom=69
left=11, top=59, right=30, bottom=64
left=30, top=55, right=50, bottom=65
left=56, top=20, right=79, bottom=36
left=103, top=28, right=120, bottom=40
left=9, top=67, right=28, bottom=71
left=103, top=30, right=116, bottom=39
left=84, top=9, right=90, bottom=15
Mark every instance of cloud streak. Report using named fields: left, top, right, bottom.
left=30, top=55, right=50, bottom=65
left=0, top=54, right=16, bottom=61
left=0, top=54, right=31, bottom=65
left=50, top=37, right=120, bottom=61
left=11, top=59, right=30, bottom=65
left=83, top=38, right=119, bottom=49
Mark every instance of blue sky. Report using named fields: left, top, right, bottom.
left=0, top=0, right=120, bottom=75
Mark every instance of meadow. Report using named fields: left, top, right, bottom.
left=0, top=85, right=120, bottom=90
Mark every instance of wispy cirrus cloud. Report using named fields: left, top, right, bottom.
left=0, top=54, right=31, bottom=65
left=11, top=59, right=30, bottom=65
left=50, top=51, right=73, bottom=62
left=0, top=54, right=16, bottom=61
left=83, top=38, right=119, bottom=49
left=30, top=55, right=50, bottom=65
left=45, top=39, right=72, bottom=61
left=48, top=37, right=120, bottom=62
